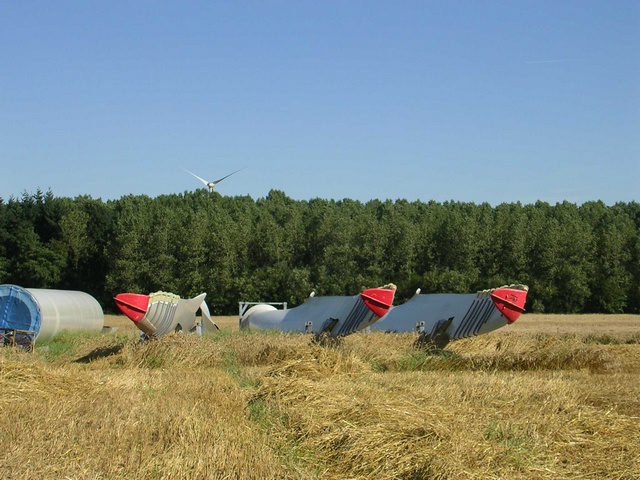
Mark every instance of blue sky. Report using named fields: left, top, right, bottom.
left=1, top=1, right=638, bottom=205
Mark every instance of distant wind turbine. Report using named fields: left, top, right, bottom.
left=182, top=167, right=243, bottom=192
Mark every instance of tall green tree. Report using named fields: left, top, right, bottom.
left=2, top=189, right=639, bottom=314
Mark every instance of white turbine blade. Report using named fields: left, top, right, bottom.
left=182, top=167, right=210, bottom=187
left=200, top=298, right=219, bottom=331
left=212, top=168, right=243, bottom=185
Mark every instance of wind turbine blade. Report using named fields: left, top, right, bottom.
left=200, top=299, right=219, bottom=331
left=212, top=168, right=244, bottom=185
left=181, top=167, right=210, bottom=187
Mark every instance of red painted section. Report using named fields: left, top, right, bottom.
left=360, top=287, right=396, bottom=318
left=114, top=293, right=150, bottom=323
left=490, top=287, right=528, bottom=324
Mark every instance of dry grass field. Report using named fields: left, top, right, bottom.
left=1, top=313, right=639, bottom=479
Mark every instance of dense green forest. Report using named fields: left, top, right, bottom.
left=1, top=189, right=638, bottom=315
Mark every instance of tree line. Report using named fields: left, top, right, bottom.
left=1, top=189, right=638, bottom=315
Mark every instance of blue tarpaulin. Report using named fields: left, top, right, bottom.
left=0, top=284, right=41, bottom=334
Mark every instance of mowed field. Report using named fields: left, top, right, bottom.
left=1, top=313, right=639, bottom=479
left=104, top=312, right=640, bottom=335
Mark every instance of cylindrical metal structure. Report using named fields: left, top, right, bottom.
left=0, top=284, right=104, bottom=343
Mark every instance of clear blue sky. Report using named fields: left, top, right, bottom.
left=1, top=1, right=638, bottom=205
